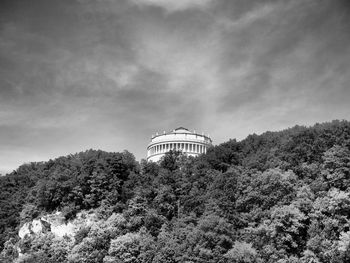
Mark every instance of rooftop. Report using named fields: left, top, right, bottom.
left=172, top=127, right=191, bottom=133
left=151, top=127, right=211, bottom=142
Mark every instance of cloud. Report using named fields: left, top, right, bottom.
left=0, top=0, right=350, bottom=172
left=129, top=0, right=214, bottom=12
left=216, top=2, right=277, bottom=30
left=212, top=0, right=350, bottom=113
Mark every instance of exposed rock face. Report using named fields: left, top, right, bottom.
left=18, top=219, right=51, bottom=239
left=18, top=211, right=96, bottom=239
left=19, top=212, right=73, bottom=239
left=41, top=212, right=75, bottom=237
left=15, top=211, right=97, bottom=261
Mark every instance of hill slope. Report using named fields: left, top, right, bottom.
left=1, top=120, right=350, bottom=263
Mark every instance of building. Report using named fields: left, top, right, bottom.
left=147, top=127, right=212, bottom=162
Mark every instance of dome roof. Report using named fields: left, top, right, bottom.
left=172, top=127, right=191, bottom=133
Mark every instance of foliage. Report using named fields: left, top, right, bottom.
left=1, top=120, right=350, bottom=262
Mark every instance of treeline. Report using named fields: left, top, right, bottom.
left=1, top=120, right=350, bottom=262
left=0, top=150, right=138, bottom=250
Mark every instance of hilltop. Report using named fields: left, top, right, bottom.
left=1, top=120, right=350, bottom=263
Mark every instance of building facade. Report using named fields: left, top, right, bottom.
left=147, top=127, right=212, bottom=162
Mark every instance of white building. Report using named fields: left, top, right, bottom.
left=147, top=127, right=212, bottom=162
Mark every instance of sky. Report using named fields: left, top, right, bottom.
left=0, top=0, right=350, bottom=174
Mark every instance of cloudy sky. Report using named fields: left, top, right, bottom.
left=0, top=0, right=349, bottom=173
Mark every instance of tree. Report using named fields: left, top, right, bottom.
left=104, top=233, right=141, bottom=263
left=224, top=241, right=261, bottom=263
left=322, top=145, right=350, bottom=190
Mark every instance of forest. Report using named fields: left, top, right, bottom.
left=1, top=120, right=350, bottom=263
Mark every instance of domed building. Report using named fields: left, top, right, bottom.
left=147, top=127, right=212, bottom=162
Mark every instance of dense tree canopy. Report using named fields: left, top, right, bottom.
left=1, top=120, right=350, bottom=262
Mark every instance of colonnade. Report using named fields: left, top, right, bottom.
left=148, top=142, right=207, bottom=156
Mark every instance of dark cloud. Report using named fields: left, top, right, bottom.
left=0, top=0, right=349, bottom=172
left=216, top=0, right=350, bottom=114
